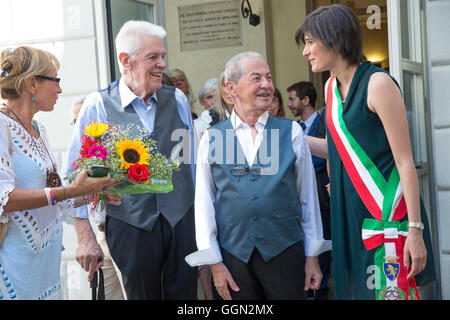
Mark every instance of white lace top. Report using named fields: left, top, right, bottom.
left=0, top=112, right=75, bottom=300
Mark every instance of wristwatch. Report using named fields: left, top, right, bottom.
left=82, top=195, right=90, bottom=206
left=408, top=222, right=424, bottom=230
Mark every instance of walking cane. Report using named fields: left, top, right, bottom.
left=90, top=256, right=105, bottom=300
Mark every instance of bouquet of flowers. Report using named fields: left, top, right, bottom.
left=67, top=121, right=179, bottom=212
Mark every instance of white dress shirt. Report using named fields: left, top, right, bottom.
left=185, top=110, right=332, bottom=267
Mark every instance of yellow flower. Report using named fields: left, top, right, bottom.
left=116, top=138, right=150, bottom=169
left=84, top=121, right=110, bottom=139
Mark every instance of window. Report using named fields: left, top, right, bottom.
left=106, top=0, right=161, bottom=81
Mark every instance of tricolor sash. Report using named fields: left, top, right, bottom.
left=326, top=75, right=419, bottom=300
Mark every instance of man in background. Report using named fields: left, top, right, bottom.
left=287, top=81, right=332, bottom=300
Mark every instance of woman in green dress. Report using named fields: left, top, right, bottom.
left=295, top=4, right=435, bottom=300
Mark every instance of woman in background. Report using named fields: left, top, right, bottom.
left=168, top=68, right=197, bottom=108
left=267, top=87, right=285, bottom=118
left=193, top=78, right=218, bottom=141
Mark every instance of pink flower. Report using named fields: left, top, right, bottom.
left=88, top=145, right=108, bottom=160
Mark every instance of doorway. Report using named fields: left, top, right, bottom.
left=307, top=0, right=388, bottom=108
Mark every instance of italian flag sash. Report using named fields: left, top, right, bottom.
left=326, top=75, right=420, bottom=300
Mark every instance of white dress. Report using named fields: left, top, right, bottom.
left=0, top=113, right=74, bottom=300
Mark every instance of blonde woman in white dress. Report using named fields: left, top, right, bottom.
left=0, top=46, right=119, bottom=300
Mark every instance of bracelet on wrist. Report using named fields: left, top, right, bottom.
left=49, top=188, right=57, bottom=206
left=82, top=195, right=89, bottom=206
left=44, top=188, right=52, bottom=206
left=62, top=185, right=68, bottom=200
left=44, top=188, right=57, bottom=206
left=408, top=222, right=424, bottom=230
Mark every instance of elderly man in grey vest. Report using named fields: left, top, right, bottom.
left=185, top=52, right=332, bottom=300
left=65, top=21, right=197, bottom=299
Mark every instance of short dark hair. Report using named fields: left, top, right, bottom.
left=295, top=4, right=366, bottom=66
left=286, top=81, right=317, bottom=107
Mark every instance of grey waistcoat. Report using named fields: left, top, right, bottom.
left=209, top=115, right=303, bottom=263
left=100, top=80, right=194, bottom=231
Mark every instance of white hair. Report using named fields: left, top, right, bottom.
left=198, top=78, right=218, bottom=102
left=224, top=51, right=264, bottom=84
left=115, top=20, right=166, bottom=73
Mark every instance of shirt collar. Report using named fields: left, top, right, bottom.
left=119, top=78, right=158, bottom=109
left=231, top=109, right=269, bottom=130
left=301, top=111, right=318, bottom=128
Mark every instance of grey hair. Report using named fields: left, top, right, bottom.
left=224, top=51, right=264, bottom=84
left=115, top=20, right=166, bottom=73
left=198, top=78, right=218, bottom=102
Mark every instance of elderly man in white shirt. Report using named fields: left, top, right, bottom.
left=185, top=52, right=331, bottom=300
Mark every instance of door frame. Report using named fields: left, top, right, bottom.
left=387, top=0, right=441, bottom=299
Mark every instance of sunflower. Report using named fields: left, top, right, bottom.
left=116, top=138, right=150, bottom=169
left=84, top=121, right=110, bottom=139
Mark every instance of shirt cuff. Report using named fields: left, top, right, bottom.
left=75, top=205, right=89, bottom=219
left=185, top=241, right=222, bottom=267
left=304, top=238, right=332, bottom=257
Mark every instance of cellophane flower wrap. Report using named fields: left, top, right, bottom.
left=67, top=121, right=180, bottom=212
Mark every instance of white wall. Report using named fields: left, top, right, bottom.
left=426, top=0, right=450, bottom=300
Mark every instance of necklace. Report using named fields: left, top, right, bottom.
left=1, top=104, right=62, bottom=188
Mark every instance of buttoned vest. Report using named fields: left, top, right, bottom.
left=100, top=80, right=194, bottom=231
left=301, top=113, right=327, bottom=173
left=209, top=115, right=303, bottom=263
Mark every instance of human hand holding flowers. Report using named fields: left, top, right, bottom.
left=102, top=192, right=122, bottom=206
left=67, top=170, right=117, bottom=198
left=68, top=121, right=179, bottom=213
